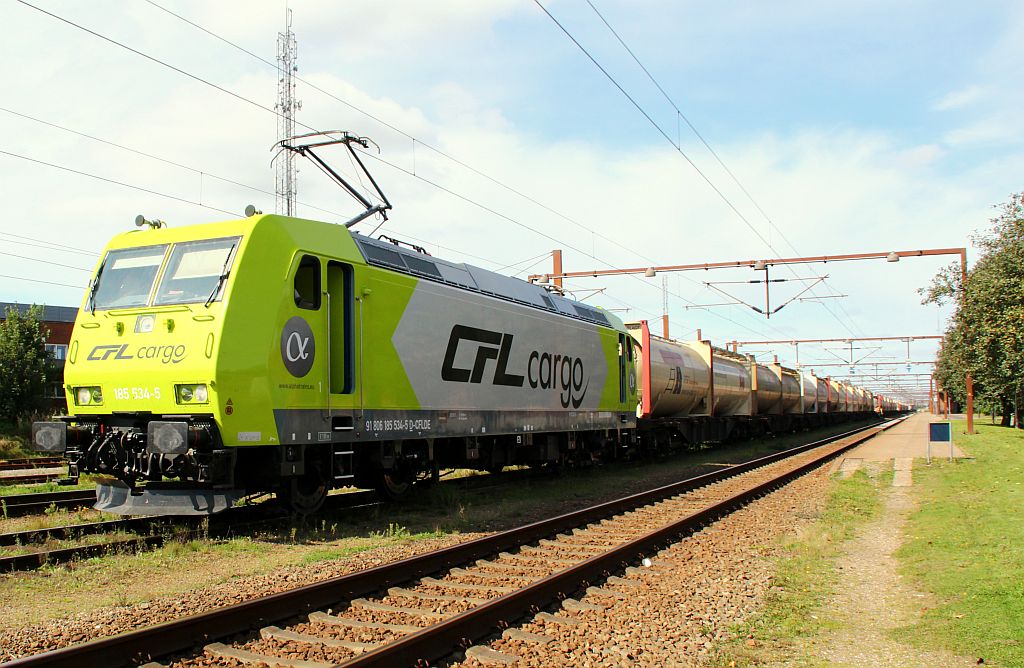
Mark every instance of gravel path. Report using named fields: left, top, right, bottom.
left=805, top=465, right=975, bottom=667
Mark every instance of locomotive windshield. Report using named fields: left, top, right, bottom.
left=89, top=237, right=240, bottom=310
left=154, top=237, right=239, bottom=306
left=90, top=245, right=168, bottom=309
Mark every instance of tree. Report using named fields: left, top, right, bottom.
left=0, top=305, right=52, bottom=426
left=922, top=192, right=1024, bottom=426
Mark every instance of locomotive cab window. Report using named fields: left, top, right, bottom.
left=294, top=255, right=321, bottom=310
left=90, top=245, right=168, bottom=310
left=154, top=237, right=239, bottom=306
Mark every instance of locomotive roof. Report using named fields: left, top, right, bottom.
left=99, top=214, right=621, bottom=331
left=352, top=232, right=620, bottom=330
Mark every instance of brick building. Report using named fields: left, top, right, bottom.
left=0, top=302, right=78, bottom=413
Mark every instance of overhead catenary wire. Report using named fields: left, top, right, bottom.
left=0, top=232, right=99, bottom=257
left=542, top=0, right=864, bottom=338
left=0, top=148, right=237, bottom=218
left=0, top=274, right=83, bottom=290
left=12, top=0, right=791, bottom=342
left=140, top=0, right=663, bottom=270
left=584, top=0, right=861, bottom=334
left=0, top=107, right=503, bottom=269
left=356, top=146, right=790, bottom=340
left=0, top=251, right=92, bottom=273
left=135, top=0, right=794, bottom=340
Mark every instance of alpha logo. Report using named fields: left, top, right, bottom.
left=86, top=343, right=186, bottom=364
left=441, top=324, right=589, bottom=409
left=281, top=316, right=315, bottom=377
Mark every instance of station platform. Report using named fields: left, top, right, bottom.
left=835, top=413, right=970, bottom=486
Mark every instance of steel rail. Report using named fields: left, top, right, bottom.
left=0, top=490, right=96, bottom=517
left=341, top=416, right=905, bottom=667
left=0, top=458, right=65, bottom=471
left=0, top=418, right=901, bottom=668
left=0, top=534, right=169, bottom=572
left=0, top=476, right=529, bottom=573
left=0, top=472, right=63, bottom=486
left=0, top=516, right=160, bottom=547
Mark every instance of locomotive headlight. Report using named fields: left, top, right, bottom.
left=175, top=384, right=209, bottom=404
left=134, top=314, right=155, bottom=333
left=74, top=386, right=103, bottom=406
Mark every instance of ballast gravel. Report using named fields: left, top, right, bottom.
left=2, top=447, right=844, bottom=666
left=0, top=533, right=482, bottom=662
left=451, top=466, right=834, bottom=668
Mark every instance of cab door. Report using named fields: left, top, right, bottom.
left=326, top=260, right=355, bottom=397
left=284, top=253, right=326, bottom=408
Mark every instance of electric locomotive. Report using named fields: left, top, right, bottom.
left=33, top=211, right=639, bottom=514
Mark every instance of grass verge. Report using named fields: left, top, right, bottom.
left=713, top=465, right=885, bottom=666
left=894, top=421, right=1024, bottom=665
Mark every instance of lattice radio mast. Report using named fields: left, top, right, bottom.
left=275, top=9, right=300, bottom=215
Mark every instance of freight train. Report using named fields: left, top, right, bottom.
left=32, top=212, right=908, bottom=515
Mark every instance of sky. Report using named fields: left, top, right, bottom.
left=2, top=0, right=1022, bottom=402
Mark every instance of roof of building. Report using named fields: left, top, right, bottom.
left=0, top=302, right=79, bottom=323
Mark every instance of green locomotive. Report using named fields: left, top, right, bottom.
left=33, top=212, right=640, bottom=514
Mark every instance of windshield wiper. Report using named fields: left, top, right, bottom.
left=205, top=243, right=236, bottom=308
left=87, top=262, right=106, bottom=315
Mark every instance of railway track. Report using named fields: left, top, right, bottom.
left=0, top=458, right=67, bottom=486
left=0, top=425, right=871, bottom=573
left=1, top=417, right=902, bottom=668
left=0, top=466, right=563, bottom=573
left=0, top=490, right=96, bottom=518
left=0, top=458, right=65, bottom=471
left=0, top=491, right=372, bottom=573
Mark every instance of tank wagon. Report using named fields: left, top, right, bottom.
left=625, top=322, right=900, bottom=447
left=32, top=212, right=905, bottom=515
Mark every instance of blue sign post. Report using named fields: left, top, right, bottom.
left=928, top=421, right=953, bottom=463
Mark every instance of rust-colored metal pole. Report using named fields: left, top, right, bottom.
left=662, top=314, right=670, bottom=339
left=929, top=375, right=935, bottom=414
left=527, top=247, right=968, bottom=283
left=552, top=250, right=563, bottom=290
left=730, top=335, right=942, bottom=346
left=962, top=249, right=974, bottom=434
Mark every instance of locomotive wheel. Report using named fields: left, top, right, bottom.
left=279, top=471, right=328, bottom=514
left=376, top=470, right=412, bottom=500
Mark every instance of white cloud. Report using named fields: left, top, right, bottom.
left=932, top=85, right=988, bottom=111
left=943, top=115, right=1022, bottom=147
left=3, top=0, right=1022, bottom=394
